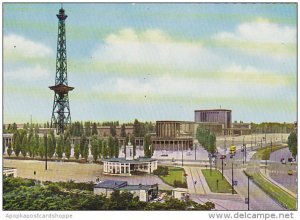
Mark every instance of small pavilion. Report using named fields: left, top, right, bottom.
left=102, top=140, right=158, bottom=176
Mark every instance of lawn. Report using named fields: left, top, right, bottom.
left=202, top=169, right=235, bottom=193
left=249, top=172, right=296, bottom=210
left=159, top=167, right=186, bottom=187
left=252, top=145, right=286, bottom=160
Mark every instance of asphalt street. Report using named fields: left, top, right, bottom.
left=223, top=168, right=285, bottom=211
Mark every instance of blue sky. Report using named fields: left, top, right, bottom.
left=3, top=3, right=297, bottom=124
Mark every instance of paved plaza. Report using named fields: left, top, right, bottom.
left=3, top=159, right=173, bottom=190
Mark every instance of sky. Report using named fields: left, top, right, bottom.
left=2, top=3, right=297, bottom=124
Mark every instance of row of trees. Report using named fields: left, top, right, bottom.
left=196, top=125, right=216, bottom=154
left=8, top=129, right=154, bottom=161
left=250, top=122, right=295, bottom=134
left=9, top=129, right=72, bottom=160
left=287, top=131, right=297, bottom=157
left=3, top=176, right=214, bottom=210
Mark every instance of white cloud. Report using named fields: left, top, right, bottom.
left=215, top=18, right=295, bottom=43
left=6, top=65, right=51, bottom=81
left=92, top=28, right=220, bottom=71
left=213, top=18, right=296, bottom=57
left=4, top=34, right=53, bottom=58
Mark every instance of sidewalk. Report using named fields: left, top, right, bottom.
left=259, top=169, right=296, bottom=198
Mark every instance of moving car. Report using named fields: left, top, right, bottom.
left=288, top=170, right=293, bottom=175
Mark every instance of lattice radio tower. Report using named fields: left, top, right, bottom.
left=49, top=6, right=74, bottom=134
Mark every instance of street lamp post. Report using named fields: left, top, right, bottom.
left=181, top=144, right=183, bottom=167
left=194, top=144, right=196, bottom=161
left=265, top=133, right=267, bottom=145
left=45, top=136, right=48, bottom=171
left=244, top=144, right=247, bottom=163
left=261, top=139, right=262, bottom=148
left=209, top=156, right=212, bottom=176
left=231, top=162, right=234, bottom=194
left=221, top=157, right=224, bottom=180
left=247, top=175, right=250, bottom=210
left=265, top=159, right=267, bottom=174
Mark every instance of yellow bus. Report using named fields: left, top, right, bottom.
left=229, top=145, right=236, bottom=154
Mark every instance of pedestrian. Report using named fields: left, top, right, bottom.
left=194, top=180, right=197, bottom=185
left=34, top=171, right=36, bottom=175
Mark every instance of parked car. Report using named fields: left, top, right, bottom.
left=288, top=158, right=293, bottom=162
left=220, top=155, right=226, bottom=159
left=281, top=159, right=286, bottom=164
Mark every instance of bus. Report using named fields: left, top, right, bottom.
left=229, top=145, right=236, bottom=155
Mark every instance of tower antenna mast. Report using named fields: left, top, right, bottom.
left=49, top=7, right=74, bottom=134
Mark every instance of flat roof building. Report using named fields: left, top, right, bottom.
left=194, top=109, right=232, bottom=135
left=94, top=180, right=158, bottom=202
left=102, top=140, right=158, bottom=175
left=153, top=121, right=194, bottom=151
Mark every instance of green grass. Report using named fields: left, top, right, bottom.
left=202, top=169, right=235, bottom=193
left=249, top=172, right=296, bottom=210
left=252, top=145, right=286, bottom=160
left=159, top=167, right=186, bottom=187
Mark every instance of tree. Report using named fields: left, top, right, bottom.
left=47, top=132, right=56, bottom=159
left=38, top=135, right=47, bottom=159
left=102, top=140, right=108, bottom=158
left=92, top=123, right=98, bottom=136
left=27, top=131, right=34, bottom=157
left=208, top=133, right=216, bottom=154
left=114, top=137, right=119, bottom=158
left=85, top=121, right=91, bottom=137
left=98, top=138, right=103, bottom=159
left=133, top=119, right=141, bottom=137
left=32, top=134, right=39, bottom=158
left=288, top=131, right=297, bottom=157
left=144, top=134, right=152, bottom=158
left=64, top=138, right=71, bottom=160
left=12, top=130, right=21, bottom=157
left=120, top=124, right=126, bottom=137
left=56, top=135, right=64, bottom=159
left=110, top=126, right=116, bottom=137
left=91, top=135, right=99, bottom=162
left=20, top=132, right=28, bottom=158
left=108, top=136, right=114, bottom=158
left=83, top=143, right=89, bottom=161
left=7, top=142, right=13, bottom=157
left=74, top=142, right=80, bottom=160
left=80, top=134, right=88, bottom=158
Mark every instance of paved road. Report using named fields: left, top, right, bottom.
left=223, top=168, right=285, bottom=211
left=191, top=194, right=246, bottom=211
left=268, top=147, right=297, bottom=193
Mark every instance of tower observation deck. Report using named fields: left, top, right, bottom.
left=49, top=7, right=74, bottom=134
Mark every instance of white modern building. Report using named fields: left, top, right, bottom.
left=102, top=141, right=158, bottom=176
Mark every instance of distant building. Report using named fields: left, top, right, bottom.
left=3, top=167, right=17, bottom=177
left=97, top=126, right=111, bottom=137
left=194, top=109, right=232, bottom=135
left=229, top=122, right=252, bottom=135
left=172, top=188, right=189, bottom=200
left=102, top=140, right=158, bottom=175
left=94, top=180, right=158, bottom=202
left=116, top=125, right=134, bottom=137
left=3, top=133, right=13, bottom=149
left=152, top=121, right=194, bottom=151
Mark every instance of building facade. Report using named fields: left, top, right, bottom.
left=94, top=180, right=158, bottom=202
left=102, top=141, right=158, bottom=175
left=194, top=109, right=232, bottom=135
left=153, top=121, right=194, bottom=151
